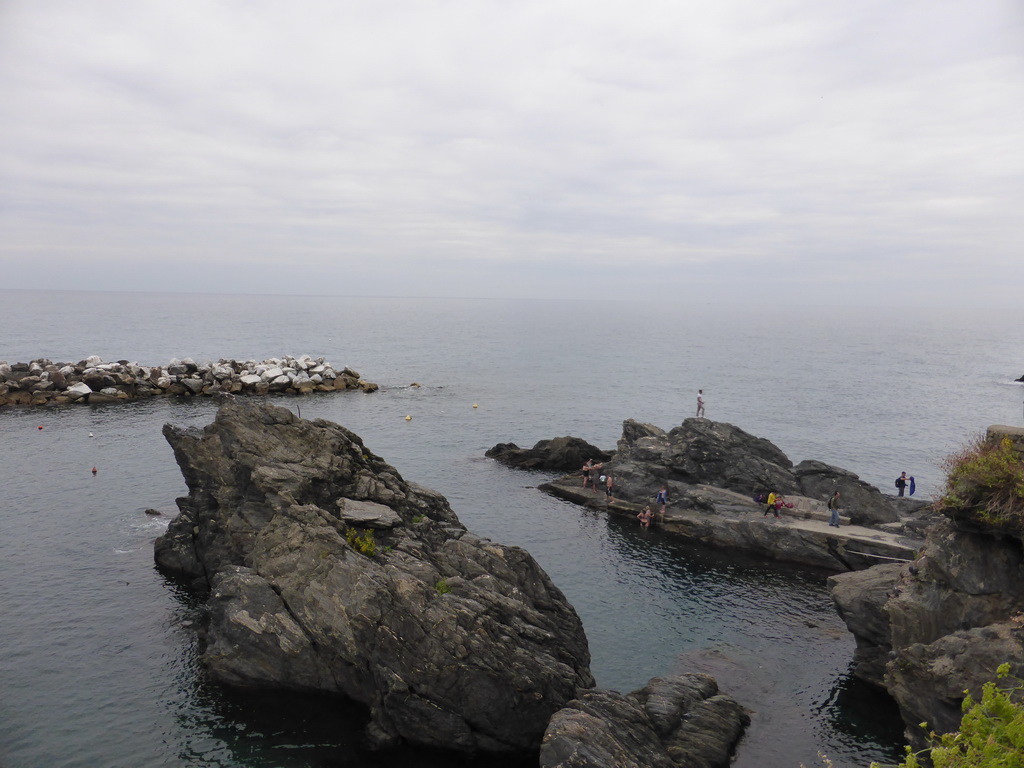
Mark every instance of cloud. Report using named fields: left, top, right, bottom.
left=1, top=0, right=1022, bottom=304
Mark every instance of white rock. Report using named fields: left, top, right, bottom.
left=100, top=387, right=120, bottom=396
left=155, top=377, right=171, bottom=389
left=59, top=365, right=76, bottom=376
left=66, top=382, right=93, bottom=398
left=84, top=355, right=103, bottom=367
left=309, top=374, right=323, bottom=384
left=211, top=365, right=233, bottom=380
left=239, top=374, right=262, bottom=386
left=271, top=375, right=291, bottom=387
left=261, top=367, right=284, bottom=381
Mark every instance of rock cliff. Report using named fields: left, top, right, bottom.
left=154, top=398, right=594, bottom=755
left=829, top=426, right=1024, bottom=749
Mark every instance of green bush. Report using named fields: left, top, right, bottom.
left=875, top=664, right=1024, bottom=768
left=938, top=436, right=1024, bottom=531
left=435, top=578, right=451, bottom=595
left=345, top=528, right=377, bottom=557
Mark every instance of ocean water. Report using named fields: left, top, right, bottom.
left=1, top=290, right=1022, bottom=768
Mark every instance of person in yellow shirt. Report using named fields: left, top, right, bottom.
left=763, top=491, right=780, bottom=519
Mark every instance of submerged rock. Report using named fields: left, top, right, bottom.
left=154, top=398, right=594, bottom=755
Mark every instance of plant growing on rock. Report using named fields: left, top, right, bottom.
left=344, top=528, right=377, bottom=557
left=435, top=578, right=451, bottom=595
left=874, top=663, right=1024, bottom=768
left=938, top=436, right=1024, bottom=533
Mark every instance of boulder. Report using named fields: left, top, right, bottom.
left=486, top=437, right=612, bottom=472
left=828, top=563, right=903, bottom=685
left=155, top=399, right=594, bottom=755
left=540, top=674, right=748, bottom=768
left=66, top=382, right=93, bottom=400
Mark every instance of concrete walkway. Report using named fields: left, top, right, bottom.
left=541, top=477, right=923, bottom=571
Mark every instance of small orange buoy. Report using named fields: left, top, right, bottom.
left=38, top=425, right=43, bottom=430
left=91, top=466, right=97, bottom=475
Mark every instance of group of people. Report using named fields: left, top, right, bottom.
left=581, top=458, right=615, bottom=502
left=637, top=486, right=669, bottom=527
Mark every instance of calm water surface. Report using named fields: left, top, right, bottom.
left=2, top=291, right=1022, bottom=768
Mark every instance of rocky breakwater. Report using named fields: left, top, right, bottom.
left=154, top=398, right=594, bottom=755
left=530, top=418, right=930, bottom=571
left=828, top=424, right=1024, bottom=749
left=0, top=354, right=377, bottom=407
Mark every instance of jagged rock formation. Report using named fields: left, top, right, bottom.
left=539, top=674, right=749, bottom=768
left=0, top=354, right=377, bottom=406
left=486, top=437, right=612, bottom=472
left=530, top=418, right=926, bottom=571
left=154, top=398, right=594, bottom=755
left=610, top=418, right=904, bottom=525
left=829, top=425, right=1024, bottom=749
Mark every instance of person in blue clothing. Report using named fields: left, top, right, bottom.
left=655, top=486, right=668, bottom=514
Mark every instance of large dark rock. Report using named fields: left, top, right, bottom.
left=828, top=563, right=903, bottom=685
left=829, top=516, right=1024, bottom=750
left=607, top=418, right=899, bottom=524
left=155, top=398, right=594, bottom=755
left=540, top=674, right=749, bottom=768
left=486, top=436, right=611, bottom=472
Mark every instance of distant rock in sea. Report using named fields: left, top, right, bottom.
left=0, top=354, right=378, bottom=407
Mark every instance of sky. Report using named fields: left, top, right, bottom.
left=1, top=0, right=1022, bottom=305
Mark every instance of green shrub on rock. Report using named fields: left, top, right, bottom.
left=344, top=528, right=377, bottom=557
left=876, top=663, right=1024, bottom=768
left=938, top=436, right=1024, bottom=533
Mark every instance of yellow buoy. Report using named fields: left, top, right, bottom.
left=405, top=415, right=412, bottom=421
left=472, top=403, right=478, bottom=408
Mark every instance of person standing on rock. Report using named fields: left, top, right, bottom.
left=581, top=459, right=594, bottom=489
left=763, top=491, right=780, bottom=518
left=696, top=389, right=705, bottom=418
left=605, top=472, right=615, bottom=503
left=827, top=491, right=841, bottom=527
left=895, top=472, right=909, bottom=497
left=655, top=486, right=668, bottom=514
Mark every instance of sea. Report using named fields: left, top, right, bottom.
left=1, top=289, right=1022, bottom=768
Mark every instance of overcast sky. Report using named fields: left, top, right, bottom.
left=1, top=1, right=1022, bottom=305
